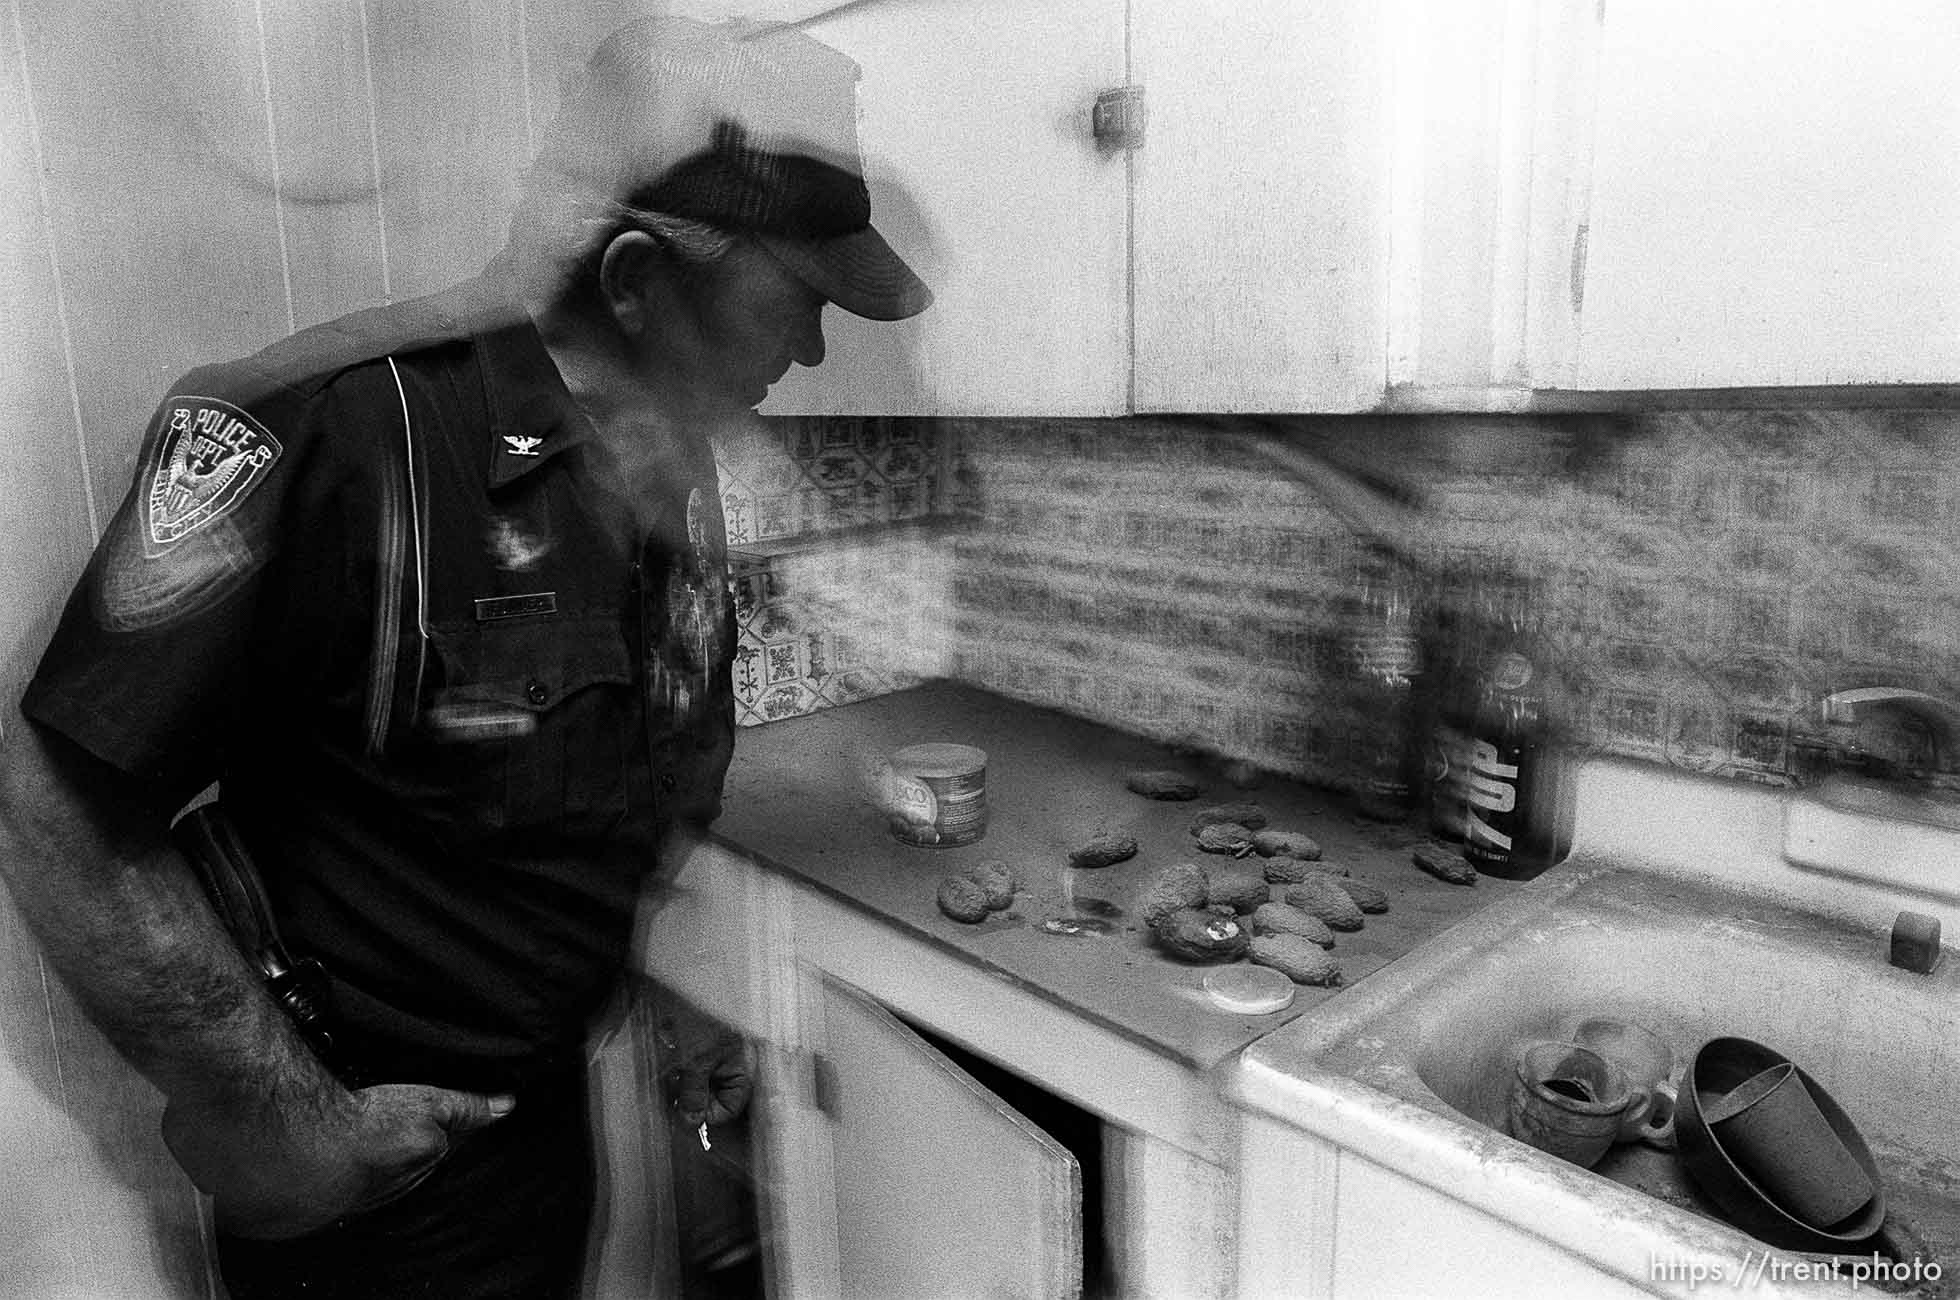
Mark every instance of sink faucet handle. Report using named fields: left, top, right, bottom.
left=1821, top=686, right=1960, bottom=727
left=1818, top=686, right=1956, bottom=778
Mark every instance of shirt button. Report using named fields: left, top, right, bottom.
left=526, top=678, right=549, bottom=705
left=660, top=773, right=678, bottom=793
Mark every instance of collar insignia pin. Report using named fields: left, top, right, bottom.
left=503, top=434, right=544, bottom=457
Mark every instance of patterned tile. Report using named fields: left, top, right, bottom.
left=725, top=521, right=957, bottom=728
left=734, top=409, right=1960, bottom=790
left=714, top=417, right=967, bottom=541
left=941, top=407, right=1960, bottom=795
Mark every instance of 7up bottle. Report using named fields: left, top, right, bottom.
left=1459, top=592, right=1574, bottom=880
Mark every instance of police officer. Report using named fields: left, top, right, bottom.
left=0, top=16, right=928, bottom=1299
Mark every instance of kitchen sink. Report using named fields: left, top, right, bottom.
left=1407, top=868, right=1955, bottom=1257
left=1232, top=759, right=1960, bottom=1297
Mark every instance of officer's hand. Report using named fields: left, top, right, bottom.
left=663, top=1019, right=754, bottom=1128
left=162, top=1081, right=513, bottom=1240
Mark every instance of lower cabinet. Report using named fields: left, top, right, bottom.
left=807, top=974, right=1084, bottom=1297
left=627, top=840, right=1241, bottom=1299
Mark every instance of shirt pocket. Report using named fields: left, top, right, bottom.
left=421, top=615, right=635, bottom=843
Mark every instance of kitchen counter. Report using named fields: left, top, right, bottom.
left=713, top=681, right=1526, bottom=1074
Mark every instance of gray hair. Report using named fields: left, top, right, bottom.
left=505, top=184, right=739, bottom=308
left=601, top=203, right=738, bottom=265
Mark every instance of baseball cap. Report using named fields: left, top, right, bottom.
left=533, top=16, right=931, bottom=321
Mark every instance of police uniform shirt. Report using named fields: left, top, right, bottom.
left=22, top=266, right=737, bottom=1088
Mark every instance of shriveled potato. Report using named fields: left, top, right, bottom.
left=1413, top=842, right=1478, bottom=886
left=1250, top=934, right=1342, bottom=986
left=1262, top=856, right=1348, bottom=884
left=1205, top=869, right=1270, bottom=914
left=1337, top=876, right=1390, bottom=914
left=1250, top=901, right=1335, bottom=949
left=1152, top=908, right=1250, bottom=963
left=1069, top=834, right=1138, bottom=869
left=968, top=860, right=1021, bottom=910
left=1124, top=769, right=1203, bottom=800
left=1283, top=875, right=1365, bottom=931
left=937, top=875, right=993, bottom=924
left=1252, top=830, right=1321, bottom=860
left=1189, top=802, right=1269, bottom=833
left=1195, top=822, right=1256, bottom=856
left=1137, top=863, right=1210, bottom=929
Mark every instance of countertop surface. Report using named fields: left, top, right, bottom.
left=714, top=682, right=1525, bottom=1072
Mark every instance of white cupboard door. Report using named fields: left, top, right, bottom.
left=1570, top=0, right=1960, bottom=390
left=818, top=974, right=1083, bottom=1300
left=1130, top=0, right=1394, bottom=412
left=718, top=0, right=1131, bottom=417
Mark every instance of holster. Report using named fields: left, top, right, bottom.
left=171, top=802, right=354, bottom=1082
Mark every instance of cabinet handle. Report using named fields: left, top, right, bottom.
left=1093, top=86, right=1147, bottom=151
left=811, top=1049, right=839, bottom=1119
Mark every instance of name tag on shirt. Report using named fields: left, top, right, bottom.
left=474, top=592, right=557, bottom=622
left=425, top=702, right=539, bottom=742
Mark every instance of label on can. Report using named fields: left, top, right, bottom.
left=1463, top=736, right=1521, bottom=863
left=1490, top=651, right=1534, bottom=692
left=888, top=743, right=989, bottom=848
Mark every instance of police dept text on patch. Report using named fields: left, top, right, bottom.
left=146, top=398, right=283, bottom=548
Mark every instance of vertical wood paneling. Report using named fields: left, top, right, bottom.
left=0, top=1054, right=200, bottom=1299
left=367, top=0, right=532, bottom=300
left=3, top=1, right=226, bottom=1291
left=0, top=7, right=126, bottom=1296
left=0, top=0, right=96, bottom=705
left=520, top=0, right=644, bottom=150
left=263, top=0, right=390, bottom=326
left=19, top=0, right=293, bottom=521
left=38, top=972, right=212, bottom=1297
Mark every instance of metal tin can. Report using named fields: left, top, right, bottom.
left=887, top=743, right=989, bottom=848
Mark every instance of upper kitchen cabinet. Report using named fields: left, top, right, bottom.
left=1130, top=0, right=1393, bottom=413
left=1555, top=0, right=1960, bottom=391
left=673, top=0, right=1131, bottom=416
left=680, top=0, right=1396, bottom=415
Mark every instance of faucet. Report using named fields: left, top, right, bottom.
left=1783, top=686, right=1960, bottom=920
left=1803, top=685, right=1960, bottom=829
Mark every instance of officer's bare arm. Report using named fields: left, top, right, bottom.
left=0, top=719, right=510, bottom=1239
left=0, top=720, right=296, bottom=1095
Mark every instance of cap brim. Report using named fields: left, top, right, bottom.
left=756, top=225, right=932, bottom=321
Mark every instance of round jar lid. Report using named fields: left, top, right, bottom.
left=1203, top=964, right=1295, bottom=1015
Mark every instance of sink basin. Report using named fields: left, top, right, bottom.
left=1233, top=763, right=1960, bottom=1298
left=1399, top=868, right=1956, bottom=1252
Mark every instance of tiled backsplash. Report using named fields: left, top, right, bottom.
left=717, top=416, right=969, bottom=545
left=716, top=408, right=1960, bottom=795
left=729, top=530, right=957, bottom=727
left=941, top=410, right=1960, bottom=792
left=717, top=418, right=970, bottom=726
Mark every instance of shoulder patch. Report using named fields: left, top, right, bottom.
left=146, top=397, right=283, bottom=550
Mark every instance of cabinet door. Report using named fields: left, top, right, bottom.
left=1568, top=0, right=1960, bottom=389
left=817, top=974, right=1083, bottom=1300
left=675, top=0, right=1129, bottom=417
left=1130, top=0, right=1393, bottom=412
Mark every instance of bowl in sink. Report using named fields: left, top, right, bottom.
left=1670, top=1036, right=1886, bottom=1252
